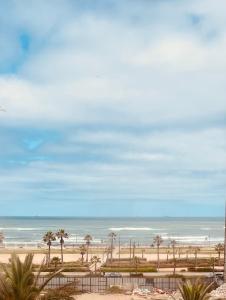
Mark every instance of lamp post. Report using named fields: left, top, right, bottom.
left=224, top=201, right=226, bottom=283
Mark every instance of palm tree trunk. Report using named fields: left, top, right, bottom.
left=132, top=242, right=135, bottom=260
left=118, top=237, right=121, bottom=267
left=129, top=239, right=132, bottom=263
left=173, top=247, right=176, bottom=275
left=110, top=239, right=113, bottom=262
left=174, top=258, right=176, bottom=275
left=157, top=246, right=160, bottom=270
left=86, top=245, right=89, bottom=262
left=61, top=242, right=63, bottom=264
left=48, top=244, right=51, bottom=266
left=213, top=258, right=215, bottom=274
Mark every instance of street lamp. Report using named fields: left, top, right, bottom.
left=224, top=201, right=226, bottom=283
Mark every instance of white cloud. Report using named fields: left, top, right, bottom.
left=0, top=0, right=225, bottom=214
left=130, top=35, right=226, bottom=72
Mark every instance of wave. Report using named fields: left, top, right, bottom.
left=67, top=235, right=102, bottom=244
left=0, top=227, right=42, bottom=231
left=162, top=235, right=211, bottom=243
left=201, top=227, right=224, bottom=231
left=109, top=227, right=155, bottom=231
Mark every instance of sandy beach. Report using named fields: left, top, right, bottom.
left=0, top=245, right=219, bottom=264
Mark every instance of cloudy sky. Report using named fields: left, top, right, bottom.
left=0, top=0, right=225, bottom=216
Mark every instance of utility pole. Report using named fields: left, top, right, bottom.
left=129, top=239, right=132, bottom=262
left=133, top=242, right=136, bottom=260
left=118, top=236, right=121, bottom=267
left=224, top=201, right=226, bottom=283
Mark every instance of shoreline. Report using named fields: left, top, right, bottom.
left=0, top=244, right=221, bottom=265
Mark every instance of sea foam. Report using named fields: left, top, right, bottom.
left=109, top=227, right=155, bottom=231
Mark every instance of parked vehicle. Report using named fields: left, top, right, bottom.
left=130, top=272, right=143, bottom=277
left=107, top=272, right=122, bottom=277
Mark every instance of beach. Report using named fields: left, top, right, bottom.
left=0, top=244, right=220, bottom=265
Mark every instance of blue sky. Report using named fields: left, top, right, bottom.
left=0, top=0, right=225, bottom=216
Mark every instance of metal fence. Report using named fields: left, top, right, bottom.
left=37, top=275, right=214, bottom=293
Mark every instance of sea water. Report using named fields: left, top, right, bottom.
left=0, top=216, right=224, bottom=247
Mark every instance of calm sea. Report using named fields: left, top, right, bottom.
left=0, top=217, right=224, bottom=247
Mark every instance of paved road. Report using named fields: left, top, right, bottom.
left=35, top=271, right=218, bottom=278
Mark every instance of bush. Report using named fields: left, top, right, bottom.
left=39, top=267, right=89, bottom=272
left=164, top=274, right=185, bottom=278
left=101, top=267, right=157, bottom=273
left=45, top=285, right=78, bottom=300
left=130, top=273, right=143, bottom=277
left=106, top=286, right=125, bottom=294
left=187, top=267, right=213, bottom=272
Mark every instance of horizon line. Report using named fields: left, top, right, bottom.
left=0, top=215, right=224, bottom=218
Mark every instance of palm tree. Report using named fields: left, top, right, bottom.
left=153, top=235, right=163, bottom=270
left=166, top=250, right=170, bottom=262
left=79, top=244, right=87, bottom=264
left=186, top=250, right=189, bottom=261
left=210, top=257, right=217, bottom=274
left=170, top=240, right=176, bottom=259
left=105, top=246, right=111, bottom=261
left=51, top=256, right=61, bottom=270
left=133, top=256, right=140, bottom=274
left=178, top=279, right=213, bottom=300
left=215, top=243, right=224, bottom=265
left=178, top=247, right=181, bottom=259
left=0, top=253, right=62, bottom=300
left=84, top=234, right=93, bottom=262
left=56, top=229, right=69, bottom=264
left=132, top=242, right=136, bottom=260
left=43, top=231, right=56, bottom=265
left=170, top=239, right=177, bottom=274
left=108, top=232, right=117, bottom=263
left=141, top=249, right=145, bottom=259
left=0, top=232, right=4, bottom=247
left=91, top=256, right=101, bottom=274
left=194, top=247, right=200, bottom=269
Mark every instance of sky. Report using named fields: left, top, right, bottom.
left=0, top=0, right=225, bottom=217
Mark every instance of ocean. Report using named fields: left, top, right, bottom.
left=0, top=217, right=224, bottom=247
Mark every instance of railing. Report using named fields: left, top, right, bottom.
left=37, top=275, right=214, bottom=293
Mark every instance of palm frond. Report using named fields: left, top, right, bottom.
left=178, top=279, right=213, bottom=300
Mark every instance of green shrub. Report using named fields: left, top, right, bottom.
left=178, top=279, right=213, bottom=300
left=164, top=274, right=185, bottom=278
left=187, top=267, right=213, bottom=272
left=39, top=267, right=89, bottom=272
left=106, top=286, right=125, bottom=294
left=45, top=285, right=79, bottom=300
left=101, top=267, right=157, bottom=273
